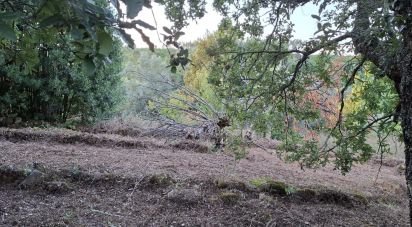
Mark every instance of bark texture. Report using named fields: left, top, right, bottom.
left=400, top=53, right=412, bottom=224
left=395, top=1, right=412, bottom=223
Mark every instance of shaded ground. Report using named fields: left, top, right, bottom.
left=0, top=127, right=408, bottom=226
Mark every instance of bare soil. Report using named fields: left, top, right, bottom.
left=0, top=127, right=408, bottom=226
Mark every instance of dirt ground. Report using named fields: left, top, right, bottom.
left=0, top=127, right=408, bottom=226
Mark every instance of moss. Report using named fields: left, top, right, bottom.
left=215, top=179, right=248, bottom=191
left=264, top=181, right=288, bottom=195
left=249, top=177, right=269, bottom=188
left=219, top=191, right=241, bottom=204
left=250, top=177, right=288, bottom=195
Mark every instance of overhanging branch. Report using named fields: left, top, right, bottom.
left=279, top=33, right=352, bottom=92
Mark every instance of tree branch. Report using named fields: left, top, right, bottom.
left=352, top=1, right=398, bottom=77
left=279, top=33, right=352, bottom=92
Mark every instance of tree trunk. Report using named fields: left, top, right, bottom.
left=351, top=0, right=412, bottom=223
left=399, top=51, right=412, bottom=224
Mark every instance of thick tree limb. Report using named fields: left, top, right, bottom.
left=353, top=1, right=399, bottom=78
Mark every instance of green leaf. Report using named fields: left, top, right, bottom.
left=311, top=14, right=321, bottom=20
left=39, top=14, right=65, bottom=28
left=123, top=0, right=144, bottom=18
left=322, top=22, right=332, bottom=29
left=70, top=27, right=84, bottom=40
left=77, top=21, right=97, bottom=40
left=179, top=57, right=189, bottom=67
left=178, top=48, right=189, bottom=58
left=171, top=66, right=177, bottom=73
left=97, top=30, right=113, bottom=56
left=82, top=57, right=96, bottom=75
left=0, top=12, right=24, bottom=20
left=135, top=20, right=156, bottom=30
left=0, top=51, right=5, bottom=65
left=0, top=21, right=16, bottom=41
left=163, top=26, right=172, bottom=34
left=174, top=31, right=185, bottom=40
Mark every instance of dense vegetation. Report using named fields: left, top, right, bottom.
left=0, top=0, right=124, bottom=124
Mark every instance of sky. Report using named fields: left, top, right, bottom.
left=128, top=2, right=319, bottom=48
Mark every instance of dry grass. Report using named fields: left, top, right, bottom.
left=0, top=126, right=408, bottom=226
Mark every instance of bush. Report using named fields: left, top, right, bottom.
left=0, top=33, right=123, bottom=124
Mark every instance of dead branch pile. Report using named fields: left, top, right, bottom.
left=134, top=73, right=230, bottom=148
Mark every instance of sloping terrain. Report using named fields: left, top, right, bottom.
left=0, top=127, right=408, bottom=226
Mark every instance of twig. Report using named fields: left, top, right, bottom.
left=374, top=129, right=391, bottom=184
left=127, top=163, right=150, bottom=204
left=133, top=73, right=221, bottom=116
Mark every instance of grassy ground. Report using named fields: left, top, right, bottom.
left=0, top=127, right=408, bottom=226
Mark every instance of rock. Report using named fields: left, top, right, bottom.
left=166, top=188, right=202, bottom=204
left=18, top=169, right=44, bottom=189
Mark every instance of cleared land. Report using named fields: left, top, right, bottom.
left=0, top=127, right=408, bottom=226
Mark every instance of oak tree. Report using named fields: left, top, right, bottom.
left=165, top=0, right=412, bottom=221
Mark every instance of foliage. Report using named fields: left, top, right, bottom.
left=225, top=134, right=248, bottom=159
left=141, top=2, right=412, bottom=186
left=0, top=0, right=193, bottom=74
left=0, top=1, right=123, bottom=123
left=167, top=0, right=409, bottom=176
left=184, top=35, right=222, bottom=110
left=332, top=63, right=401, bottom=172
left=156, top=0, right=207, bottom=30
left=343, top=64, right=399, bottom=119
left=202, top=21, right=341, bottom=143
